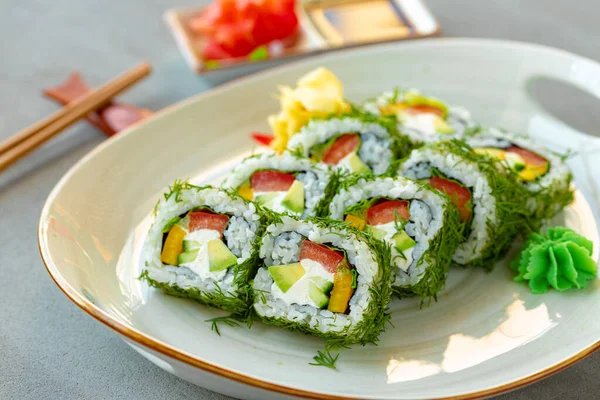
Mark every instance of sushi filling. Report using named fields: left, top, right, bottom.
left=287, top=117, right=395, bottom=175
left=310, top=133, right=371, bottom=174
left=474, top=143, right=550, bottom=182
left=160, top=209, right=238, bottom=280
left=344, top=198, right=416, bottom=273
left=409, top=165, right=474, bottom=233
left=237, top=170, right=305, bottom=215
left=376, top=91, right=454, bottom=135
left=268, top=239, right=355, bottom=312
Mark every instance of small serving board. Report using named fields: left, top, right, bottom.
left=165, top=0, right=441, bottom=74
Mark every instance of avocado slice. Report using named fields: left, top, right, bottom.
left=281, top=180, right=305, bottom=214
left=369, top=226, right=388, bottom=241
left=207, top=239, right=237, bottom=272
left=504, top=152, right=526, bottom=172
left=309, top=282, right=330, bottom=309
left=348, top=154, right=371, bottom=174
left=268, top=262, right=306, bottom=293
left=393, top=231, right=416, bottom=251
left=182, top=240, right=201, bottom=252
left=310, top=277, right=334, bottom=294
left=178, top=249, right=199, bottom=265
left=254, top=192, right=279, bottom=207
left=474, top=147, right=506, bottom=159
left=433, top=116, right=455, bottom=134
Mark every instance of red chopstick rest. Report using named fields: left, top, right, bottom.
left=44, top=72, right=153, bottom=136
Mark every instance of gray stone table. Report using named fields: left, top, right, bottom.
left=1, top=0, right=598, bottom=398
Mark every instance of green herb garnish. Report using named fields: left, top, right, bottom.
left=309, top=348, right=340, bottom=370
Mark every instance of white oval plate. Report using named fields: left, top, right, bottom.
left=39, top=39, right=600, bottom=400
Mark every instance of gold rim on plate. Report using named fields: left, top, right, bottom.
left=38, top=38, right=600, bottom=399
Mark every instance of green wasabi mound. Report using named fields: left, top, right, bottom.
left=511, top=227, right=597, bottom=294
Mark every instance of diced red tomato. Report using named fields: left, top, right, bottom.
left=188, top=211, right=230, bottom=235
left=322, top=134, right=360, bottom=165
left=506, top=146, right=548, bottom=167
left=366, top=200, right=410, bottom=226
left=191, top=0, right=299, bottom=61
left=403, top=104, right=445, bottom=117
left=299, top=240, right=346, bottom=274
left=429, top=177, right=472, bottom=223
left=250, top=132, right=274, bottom=146
left=251, top=170, right=295, bottom=192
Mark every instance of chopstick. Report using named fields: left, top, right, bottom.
left=0, top=62, right=152, bottom=173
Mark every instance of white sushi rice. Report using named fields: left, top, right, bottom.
left=253, top=217, right=379, bottom=335
left=221, top=151, right=331, bottom=218
left=328, top=177, right=446, bottom=288
left=142, top=186, right=261, bottom=295
left=287, top=117, right=394, bottom=174
left=399, top=147, right=497, bottom=265
left=362, top=89, right=476, bottom=143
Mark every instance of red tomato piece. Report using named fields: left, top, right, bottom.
left=188, top=211, right=230, bottom=235
left=251, top=170, right=295, bottom=192
left=250, top=132, right=274, bottom=146
left=404, top=104, right=444, bottom=117
left=192, top=0, right=299, bottom=61
left=202, top=39, right=235, bottom=61
left=299, top=240, right=345, bottom=274
left=429, top=177, right=472, bottom=223
left=366, top=200, right=410, bottom=226
left=321, top=134, right=360, bottom=165
left=505, top=146, right=548, bottom=167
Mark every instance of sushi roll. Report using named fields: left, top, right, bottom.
left=287, top=112, right=412, bottom=175
left=221, top=151, right=340, bottom=218
left=327, top=176, right=462, bottom=300
left=141, top=182, right=264, bottom=315
left=467, top=127, right=574, bottom=223
left=396, top=140, right=527, bottom=268
left=363, top=88, right=476, bottom=145
left=252, top=216, right=392, bottom=346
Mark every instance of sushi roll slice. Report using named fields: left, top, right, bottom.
left=252, top=216, right=392, bottom=346
left=287, top=112, right=412, bottom=175
left=363, top=88, right=476, bottom=145
left=327, top=176, right=462, bottom=300
left=467, top=127, right=574, bottom=223
left=221, top=151, right=339, bottom=218
left=141, top=182, right=264, bottom=315
left=396, top=140, right=527, bottom=268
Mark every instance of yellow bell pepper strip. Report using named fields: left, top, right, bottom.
left=345, top=214, right=366, bottom=231
left=160, top=224, right=187, bottom=265
left=327, top=270, right=355, bottom=313
left=237, top=184, right=253, bottom=201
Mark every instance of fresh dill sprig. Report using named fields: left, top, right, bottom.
left=206, top=315, right=242, bottom=336
left=309, top=349, right=340, bottom=370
